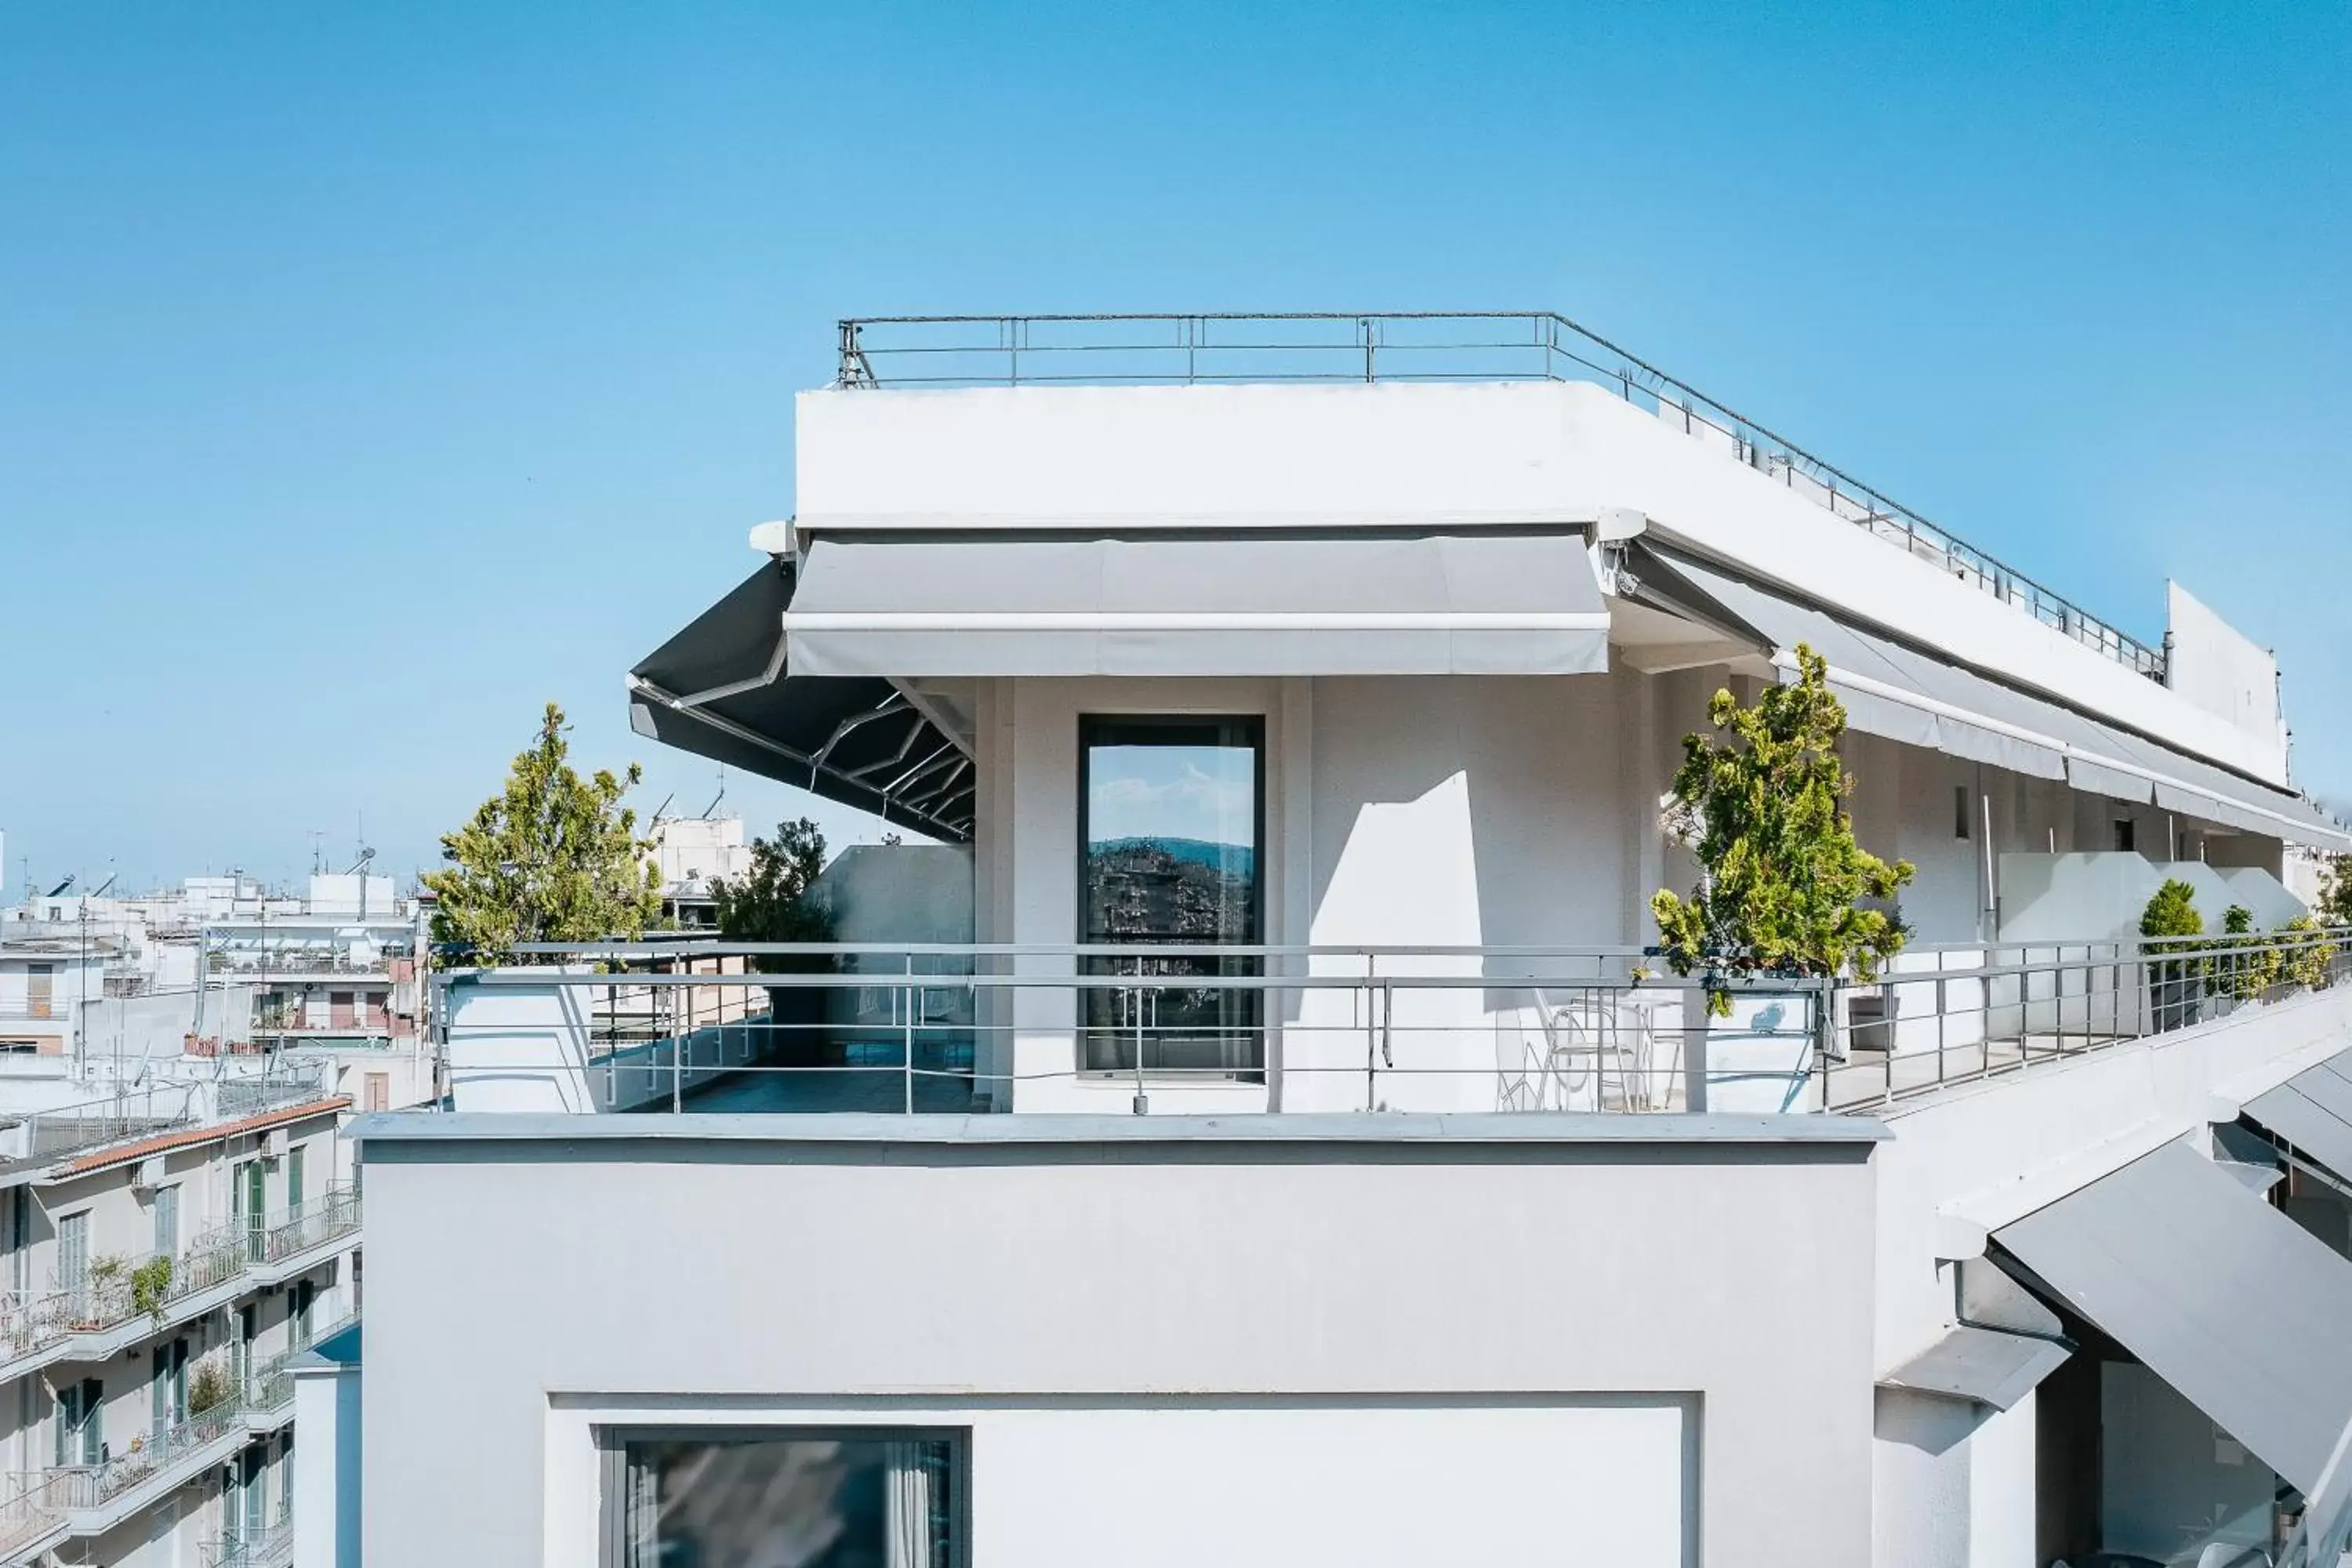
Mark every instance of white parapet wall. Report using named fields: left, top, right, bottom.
left=354, top=1112, right=1885, bottom=1568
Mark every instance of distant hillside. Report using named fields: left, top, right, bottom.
left=1089, top=837, right=1256, bottom=878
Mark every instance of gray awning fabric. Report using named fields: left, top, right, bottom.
left=2247, top=1050, right=2352, bottom=1189
left=782, top=531, right=1613, bottom=678
left=1644, top=553, right=2350, bottom=851
left=1994, top=1139, right=2352, bottom=1494
left=627, top=562, right=975, bottom=840
left=1880, top=1325, right=2073, bottom=1411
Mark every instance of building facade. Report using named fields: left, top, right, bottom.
left=0, top=1067, right=361, bottom=1568
left=366, top=313, right=2352, bottom=1566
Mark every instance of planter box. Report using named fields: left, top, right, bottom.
left=1691, top=990, right=1818, bottom=1114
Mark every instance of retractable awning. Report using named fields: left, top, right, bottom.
left=782, top=530, right=1613, bottom=678
left=626, top=561, right=975, bottom=840
left=2246, top=1049, right=2352, bottom=1189
left=1993, top=1139, right=2352, bottom=1494
left=1637, top=550, right=2350, bottom=851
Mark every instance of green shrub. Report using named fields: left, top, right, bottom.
left=1650, top=645, right=1914, bottom=1015
left=2281, top=913, right=2335, bottom=989
left=129, top=1256, right=172, bottom=1323
left=187, top=1358, right=231, bottom=1416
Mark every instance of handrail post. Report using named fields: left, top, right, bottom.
left=904, top=953, right=916, bottom=1116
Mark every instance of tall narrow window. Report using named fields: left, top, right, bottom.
left=152, top=1185, right=179, bottom=1260
left=2113, top=818, right=2136, bottom=854
left=24, top=965, right=52, bottom=1020
left=1078, top=717, right=1264, bottom=1079
left=1954, top=786, right=1971, bottom=841
left=286, top=1146, right=306, bottom=1221
left=602, top=1429, right=962, bottom=1568
left=56, top=1210, right=89, bottom=1313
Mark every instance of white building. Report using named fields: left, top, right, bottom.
left=361, top=313, right=2352, bottom=1565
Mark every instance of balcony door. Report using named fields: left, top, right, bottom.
left=1078, top=717, right=1264, bottom=1079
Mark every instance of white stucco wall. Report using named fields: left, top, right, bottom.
left=355, top=1116, right=1882, bottom=1568
left=967, top=662, right=2187, bottom=1109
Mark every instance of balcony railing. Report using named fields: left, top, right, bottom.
left=834, top=312, right=2168, bottom=680
left=49, top=1228, right=246, bottom=1338
left=205, top=1515, right=293, bottom=1568
left=245, top=1182, right=361, bottom=1266
left=442, top=930, right=2352, bottom=1117
left=0, top=1469, right=67, bottom=1555
left=35, top=1399, right=241, bottom=1513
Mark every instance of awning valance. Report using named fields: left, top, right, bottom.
left=627, top=562, right=975, bottom=840
left=1994, top=1139, right=2352, bottom=1494
left=1641, top=551, right=2350, bottom=851
left=782, top=530, right=1612, bottom=678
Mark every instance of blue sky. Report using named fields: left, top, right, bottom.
left=4, top=2, right=2347, bottom=893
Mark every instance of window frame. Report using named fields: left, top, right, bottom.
left=594, top=1423, right=971, bottom=1568
left=1074, top=713, right=1269, bottom=1081
left=1074, top=713, right=1267, bottom=948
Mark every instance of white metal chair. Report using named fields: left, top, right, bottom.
left=1492, top=1007, right=1549, bottom=1112
left=1535, top=991, right=1628, bottom=1111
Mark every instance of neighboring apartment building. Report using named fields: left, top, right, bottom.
left=357, top=314, right=2352, bottom=1566
left=0, top=1064, right=361, bottom=1568
left=2, top=875, right=434, bottom=1116
left=645, top=815, right=753, bottom=931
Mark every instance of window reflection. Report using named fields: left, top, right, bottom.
left=1079, top=717, right=1264, bottom=1077
left=619, top=1434, right=955, bottom=1568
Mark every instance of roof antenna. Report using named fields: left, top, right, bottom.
left=699, top=764, right=727, bottom=821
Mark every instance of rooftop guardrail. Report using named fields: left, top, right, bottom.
left=437, top=929, right=2352, bottom=1116
left=834, top=311, right=2167, bottom=681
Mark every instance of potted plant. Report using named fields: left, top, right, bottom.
left=80, top=1254, right=130, bottom=1330
left=129, top=1256, right=172, bottom=1325
left=711, top=818, right=837, bottom=1069
left=2140, top=878, right=2205, bottom=1031
left=1650, top=645, right=1914, bottom=1112
left=187, top=1356, right=231, bottom=1417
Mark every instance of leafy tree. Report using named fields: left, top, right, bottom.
left=1650, top=645, right=1915, bottom=1015
left=2140, top=877, right=2206, bottom=1023
left=713, top=818, right=837, bottom=1065
left=2318, top=856, right=2352, bottom=927
left=711, top=818, right=836, bottom=954
left=423, top=703, right=663, bottom=964
left=2139, top=878, right=2203, bottom=941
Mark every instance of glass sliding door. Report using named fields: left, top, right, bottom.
left=1079, top=717, right=1264, bottom=1079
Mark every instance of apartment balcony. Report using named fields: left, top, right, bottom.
left=0, top=1470, right=67, bottom=1563
left=0, top=1193, right=360, bottom=1395
left=245, top=1183, right=362, bottom=1282
left=439, top=929, right=2352, bottom=1118
left=5, top=1399, right=248, bottom=1546
left=203, top=1515, right=292, bottom=1568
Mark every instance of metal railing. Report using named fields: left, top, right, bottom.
left=205, top=1515, right=293, bottom=1568
left=34, top=1399, right=240, bottom=1512
left=0, top=1469, right=67, bottom=1554
left=437, top=930, right=2352, bottom=1117
left=833, top=312, right=2166, bottom=680
left=247, top=1182, right=361, bottom=1266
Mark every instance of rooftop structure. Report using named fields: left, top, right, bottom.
left=364, top=312, right=2352, bottom=1566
